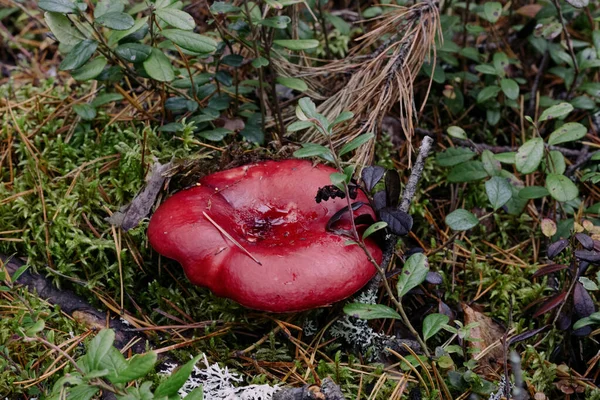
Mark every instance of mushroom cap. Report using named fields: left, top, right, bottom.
left=148, top=159, right=382, bottom=312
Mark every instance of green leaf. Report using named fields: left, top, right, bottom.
left=161, top=29, right=217, bottom=53
left=221, top=54, right=243, bottom=67
left=11, top=263, right=30, bottom=281
left=85, top=329, right=115, bottom=370
left=115, top=43, right=152, bottom=63
left=67, top=385, right=100, bottom=400
left=539, top=102, right=573, bottom=122
left=91, top=93, right=123, bottom=107
left=445, top=209, right=479, bottom=231
left=143, top=48, right=174, bottom=82
left=293, top=143, right=332, bottom=161
left=493, top=52, right=509, bottom=77
left=543, top=150, right=566, bottom=175
left=579, top=277, right=598, bottom=291
left=500, top=78, right=519, bottom=100
left=154, top=354, right=203, bottom=398
left=276, top=76, right=307, bottom=92
left=110, top=352, right=157, bottom=384
left=447, top=126, right=467, bottom=139
left=362, top=221, right=387, bottom=240
left=448, top=161, right=488, bottom=182
left=108, top=16, right=147, bottom=46
left=199, top=128, right=231, bottom=141
left=94, top=0, right=124, bottom=18
left=287, top=121, right=313, bottom=132
left=423, top=314, right=450, bottom=342
left=25, top=320, right=45, bottom=337
left=494, top=152, right=516, bottom=164
left=474, top=64, right=498, bottom=75
left=436, top=147, right=476, bottom=167
left=298, top=97, right=317, bottom=119
left=477, top=85, right=501, bottom=103
left=39, top=0, right=76, bottom=13
left=343, top=303, right=401, bottom=320
left=72, top=56, right=107, bottom=81
left=210, top=1, right=240, bottom=13
left=330, top=172, right=347, bottom=190
left=185, top=387, right=205, bottom=400
left=273, top=39, right=319, bottom=50
left=515, top=138, right=543, bottom=174
left=546, top=174, right=579, bottom=202
left=483, top=2, right=502, bottom=23
left=73, top=104, right=97, bottom=120
left=397, top=253, right=429, bottom=298
left=485, top=176, right=512, bottom=210
left=98, top=346, right=127, bottom=381
left=44, top=12, right=85, bottom=45
left=339, top=133, right=375, bottom=156
left=59, top=39, right=98, bottom=71
left=481, top=150, right=501, bottom=176
left=547, top=122, right=587, bottom=145
left=518, top=186, right=549, bottom=199
left=251, top=56, right=269, bottom=68
left=95, top=12, right=134, bottom=30
left=155, top=8, right=195, bottom=30
left=332, top=111, right=354, bottom=126
left=258, top=15, right=290, bottom=29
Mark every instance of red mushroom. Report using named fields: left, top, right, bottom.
left=148, top=159, right=382, bottom=312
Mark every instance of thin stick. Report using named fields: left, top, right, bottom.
left=202, top=211, right=262, bottom=265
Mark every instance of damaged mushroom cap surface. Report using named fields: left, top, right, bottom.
left=148, top=159, right=382, bottom=312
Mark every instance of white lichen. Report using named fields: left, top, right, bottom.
left=159, top=355, right=280, bottom=399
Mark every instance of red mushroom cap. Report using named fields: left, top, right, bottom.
left=148, top=159, right=382, bottom=312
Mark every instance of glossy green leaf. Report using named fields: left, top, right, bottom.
left=258, top=16, right=290, bottom=29
left=445, top=209, right=479, bottom=231
left=436, top=147, right=476, bottom=167
left=477, top=85, right=501, bottom=103
left=494, top=152, right=516, bottom=164
left=161, top=29, right=217, bottom=53
left=543, top=150, right=566, bottom=174
left=343, top=303, right=401, bottom=320
left=143, top=48, right=174, bottom=82
left=500, top=78, right=519, bottom=100
left=546, top=174, right=579, bottom=202
left=332, top=111, right=354, bottom=126
left=287, top=121, right=313, bottom=132
left=483, top=2, right=502, bottom=23
left=199, top=128, right=232, bottom=141
left=59, top=39, right=98, bottom=70
left=115, top=43, right=152, bottom=63
left=547, top=122, right=587, bottom=145
left=448, top=161, right=488, bottom=182
left=73, top=104, right=97, bottom=120
left=293, top=143, right=332, bottom=161
left=39, top=0, right=76, bottom=13
left=515, top=138, right=543, bottom=174
left=397, top=253, right=429, bottom=298
left=539, top=102, right=573, bottom=122
left=273, top=39, right=319, bottom=50
left=481, top=150, right=501, bottom=176
left=44, top=12, right=85, bottom=45
left=362, top=221, right=388, bottom=240
left=447, top=126, right=467, bottom=139
left=339, top=133, right=375, bottom=156
left=110, top=352, right=157, bottom=384
left=276, top=76, right=307, bottom=92
left=485, top=176, right=512, bottom=210
left=155, top=8, right=195, bottom=30
left=72, top=56, right=107, bottom=81
left=85, top=329, right=115, bottom=370
left=518, top=186, right=549, bottom=199
left=154, top=355, right=203, bottom=398
left=423, top=314, right=450, bottom=342
left=95, top=12, right=134, bottom=30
